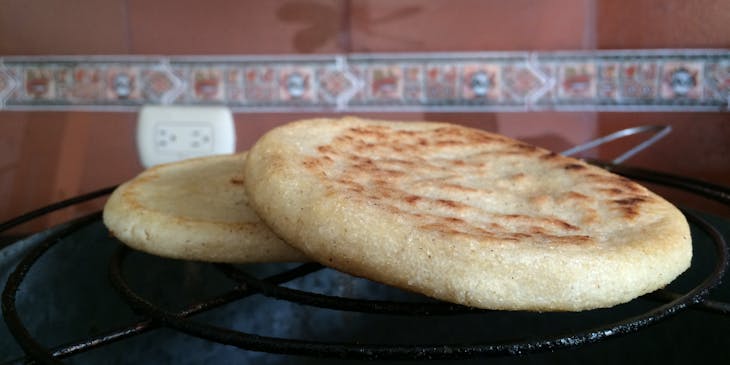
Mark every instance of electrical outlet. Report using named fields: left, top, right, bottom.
left=154, top=124, right=214, bottom=153
left=137, top=105, right=235, bottom=168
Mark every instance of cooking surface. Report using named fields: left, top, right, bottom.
left=1, top=207, right=729, bottom=364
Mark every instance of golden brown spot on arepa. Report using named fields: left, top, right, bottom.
left=317, top=145, right=335, bottom=154
left=435, top=139, right=464, bottom=147
left=306, top=123, right=643, bottom=246
left=599, top=187, right=625, bottom=195
left=510, top=173, right=526, bottom=182
left=514, top=143, right=538, bottom=151
left=302, top=157, right=321, bottom=170
left=612, top=196, right=652, bottom=219
left=560, top=191, right=590, bottom=201
left=434, top=199, right=468, bottom=210
left=530, top=195, right=551, bottom=206
left=441, top=183, right=480, bottom=193
left=564, top=163, right=587, bottom=171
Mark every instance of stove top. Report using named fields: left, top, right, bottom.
left=2, top=163, right=729, bottom=364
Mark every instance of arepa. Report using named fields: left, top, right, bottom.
left=103, top=153, right=307, bottom=263
left=243, top=117, right=691, bottom=311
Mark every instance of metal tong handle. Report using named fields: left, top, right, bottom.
left=560, top=125, right=672, bottom=164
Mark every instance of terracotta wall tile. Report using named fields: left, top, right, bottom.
left=232, top=112, right=499, bottom=151
left=1, top=113, right=67, bottom=232
left=348, top=0, right=595, bottom=52
left=231, top=112, right=596, bottom=155
left=597, top=113, right=730, bottom=217
left=597, top=0, right=730, bottom=48
left=0, top=0, right=130, bottom=55
left=127, top=0, right=346, bottom=54
left=496, top=112, right=598, bottom=154
left=79, top=114, right=141, bottom=190
left=72, top=113, right=141, bottom=219
left=0, top=115, right=27, bottom=223
left=0, top=112, right=141, bottom=232
left=0, top=115, right=24, bottom=168
left=0, top=110, right=601, bottom=232
left=597, top=113, right=730, bottom=184
left=3, top=0, right=729, bottom=232
left=234, top=113, right=326, bottom=150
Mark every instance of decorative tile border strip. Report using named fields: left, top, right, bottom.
left=0, top=50, right=727, bottom=112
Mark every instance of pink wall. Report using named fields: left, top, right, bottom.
left=1, top=0, right=728, bottom=232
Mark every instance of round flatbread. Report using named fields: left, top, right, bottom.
left=243, top=117, right=692, bottom=311
left=103, top=153, right=308, bottom=263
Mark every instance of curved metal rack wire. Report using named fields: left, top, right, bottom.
left=1, top=162, right=730, bottom=364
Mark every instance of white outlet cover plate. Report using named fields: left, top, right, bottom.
left=137, top=105, right=236, bottom=168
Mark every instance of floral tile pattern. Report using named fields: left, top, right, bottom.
left=24, top=67, right=56, bottom=100
left=141, top=67, right=178, bottom=103
left=278, top=66, right=315, bottom=102
left=425, top=64, right=458, bottom=101
left=367, top=64, right=404, bottom=102
left=558, top=63, right=597, bottom=101
left=61, top=66, right=106, bottom=102
left=705, top=61, right=730, bottom=101
left=402, top=64, right=423, bottom=103
left=243, top=65, right=280, bottom=105
left=107, top=67, right=141, bottom=101
left=190, top=67, right=225, bottom=102
left=621, top=62, right=660, bottom=101
left=596, top=62, right=618, bottom=103
left=502, top=63, right=542, bottom=103
left=461, top=63, right=502, bottom=102
left=317, top=66, right=354, bottom=104
left=661, top=62, right=703, bottom=100
left=0, top=50, right=727, bottom=111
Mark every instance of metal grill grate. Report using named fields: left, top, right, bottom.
left=1, top=163, right=729, bottom=364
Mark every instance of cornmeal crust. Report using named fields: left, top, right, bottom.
left=103, top=153, right=307, bottom=263
left=243, top=117, right=692, bottom=311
